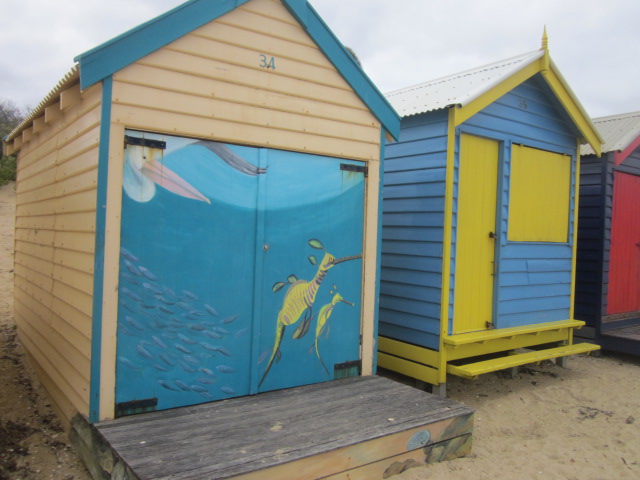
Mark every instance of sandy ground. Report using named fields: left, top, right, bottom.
left=0, top=180, right=639, bottom=480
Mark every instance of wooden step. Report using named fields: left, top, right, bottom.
left=443, top=319, right=585, bottom=346
left=447, top=343, right=600, bottom=379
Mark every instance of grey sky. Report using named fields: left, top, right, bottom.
left=2, top=0, right=639, bottom=118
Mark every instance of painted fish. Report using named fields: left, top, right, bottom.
left=159, top=353, right=176, bottom=366
left=177, top=333, right=197, bottom=345
left=220, top=386, right=237, bottom=395
left=136, top=344, right=153, bottom=360
left=203, top=330, right=222, bottom=339
left=152, top=336, right=168, bottom=348
left=216, top=365, right=235, bottom=374
left=118, top=357, right=141, bottom=370
left=182, top=355, right=200, bottom=365
left=122, top=288, right=143, bottom=303
left=182, top=290, right=199, bottom=301
left=196, top=376, right=216, bottom=385
left=139, top=266, right=158, bottom=281
left=190, top=385, right=208, bottom=393
left=120, top=247, right=139, bottom=262
left=174, top=380, right=191, bottom=391
left=158, top=380, right=180, bottom=391
left=221, top=314, right=239, bottom=324
left=175, top=343, right=192, bottom=354
left=204, top=304, right=219, bottom=316
left=200, top=367, right=216, bottom=377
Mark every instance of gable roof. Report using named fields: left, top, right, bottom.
left=74, top=0, right=399, bottom=139
left=385, top=44, right=602, bottom=156
left=581, top=111, right=640, bottom=159
left=4, top=0, right=399, bottom=147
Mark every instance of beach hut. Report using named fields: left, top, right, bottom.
left=575, top=111, right=640, bottom=355
left=377, top=36, right=602, bottom=395
left=3, top=0, right=402, bottom=427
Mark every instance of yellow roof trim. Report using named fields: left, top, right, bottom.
left=541, top=61, right=603, bottom=156
left=453, top=50, right=602, bottom=157
left=454, top=59, right=541, bottom=126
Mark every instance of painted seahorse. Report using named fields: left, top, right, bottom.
left=258, top=251, right=361, bottom=387
left=314, top=292, right=354, bottom=376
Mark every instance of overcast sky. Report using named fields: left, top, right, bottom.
left=2, top=0, right=639, bottom=119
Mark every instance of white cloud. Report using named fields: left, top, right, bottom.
left=2, top=0, right=639, bottom=118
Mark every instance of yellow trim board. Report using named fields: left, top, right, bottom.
left=378, top=352, right=440, bottom=386
left=378, top=336, right=440, bottom=367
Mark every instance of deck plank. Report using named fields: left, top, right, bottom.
left=95, top=376, right=472, bottom=479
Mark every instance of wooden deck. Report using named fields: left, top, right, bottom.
left=71, top=376, right=473, bottom=480
left=600, top=325, right=640, bottom=355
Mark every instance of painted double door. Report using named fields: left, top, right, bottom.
left=115, top=131, right=365, bottom=414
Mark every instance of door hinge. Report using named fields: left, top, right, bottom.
left=340, top=163, right=368, bottom=177
left=124, top=135, right=167, bottom=150
left=115, top=398, right=158, bottom=417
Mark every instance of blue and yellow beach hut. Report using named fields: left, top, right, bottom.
left=377, top=37, right=602, bottom=394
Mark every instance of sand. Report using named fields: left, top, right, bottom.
left=0, top=180, right=638, bottom=480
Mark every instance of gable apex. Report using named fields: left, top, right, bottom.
left=74, top=0, right=400, bottom=139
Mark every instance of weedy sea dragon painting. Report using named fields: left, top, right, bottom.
left=259, top=238, right=361, bottom=387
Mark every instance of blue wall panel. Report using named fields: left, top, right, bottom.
left=379, top=110, right=448, bottom=348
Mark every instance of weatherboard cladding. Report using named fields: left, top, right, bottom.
left=574, top=156, right=606, bottom=326
left=380, top=74, right=579, bottom=348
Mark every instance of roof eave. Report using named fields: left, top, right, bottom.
left=542, top=58, right=604, bottom=157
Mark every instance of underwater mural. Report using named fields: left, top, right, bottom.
left=116, top=130, right=365, bottom=413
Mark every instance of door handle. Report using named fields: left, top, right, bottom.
left=489, top=231, right=497, bottom=239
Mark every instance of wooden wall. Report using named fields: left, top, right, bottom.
left=574, top=154, right=607, bottom=326
left=379, top=110, right=448, bottom=350
left=12, top=81, right=102, bottom=424
left=110, top=0, right=381, bottom=161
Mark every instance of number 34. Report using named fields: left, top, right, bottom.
left=259, top=54, right=276, bottom=70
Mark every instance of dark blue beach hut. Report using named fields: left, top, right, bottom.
left=377, top=39, right=602, bottom=394
left=576, top=111, right=640, bottom=355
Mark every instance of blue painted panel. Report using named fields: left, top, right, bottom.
left=116, top=131, right=365, bottom=411
left=380, top=112, right=449, bottom=347
left=379, top=322, right=440, bottom=350
left=257, top=152, right=364, bottom=392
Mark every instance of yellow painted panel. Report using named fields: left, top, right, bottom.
left=15, top=216, right=56, bottom=230
left=114, top=64, right=376, bottom=127
left=509, top=144, right=570, bottom=242
left=112, top=82, right=379, bottom=144
left=55, top=148, right=99, bottom=181
left=13, top=262, right=54, bottom=294
left=112, top=104, right=379, bottom=161
left=14, top=240, right=54, bottom=262
left=55, top=189, right=97, bottom=214
left=14, top=288, right=52, bottom=325
left=224, top=4, right=313, bottom=45
left=377, top=352, right=440, bottom=385
left=15, top=227, right=55, bottom=246
left=378, top=336, right=439, bottom=367
left=14, top=307, right=89, bottom=415
left=16, top=167, right=57, bottom=195
left=14, top=275, right=54, bottom=310
left=453, top=134, right=499, bottom=334
left=53, top=231, right=95, bottom=254
left=14, top=252, right=54, bottom=279
left=53, top=248, right=94, bottom=275
left=51, top=298, right=93, bottom=341
left=54, top=211, right=96, bottom=233
left=55, top=168, right=98, bottom=196
left=53, top=264, right=94, bottom=296
left=16, top=198, right=56, bottom=217
left=17, top=152, right=57, bottom=184
left=16, top=183, right=57, bottom=206
left=138, top=49, right=366, bottom=112
left=192, top=20, right=329, bottom=69
left=52, top=281, right=93, bottom=318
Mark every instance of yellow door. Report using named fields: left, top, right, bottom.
left=453, top=134, right=499, bottom=334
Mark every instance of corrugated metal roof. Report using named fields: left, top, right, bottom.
left=4, top=65, right=80, bottom=142
left=385, top=49, right=543, bottom=117
left=581, top=111, right=640, bottom=156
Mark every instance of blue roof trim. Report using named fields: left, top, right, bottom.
left=75, top=0, right=251, bottom=91
left=74, top=0, right=400, bottom=139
